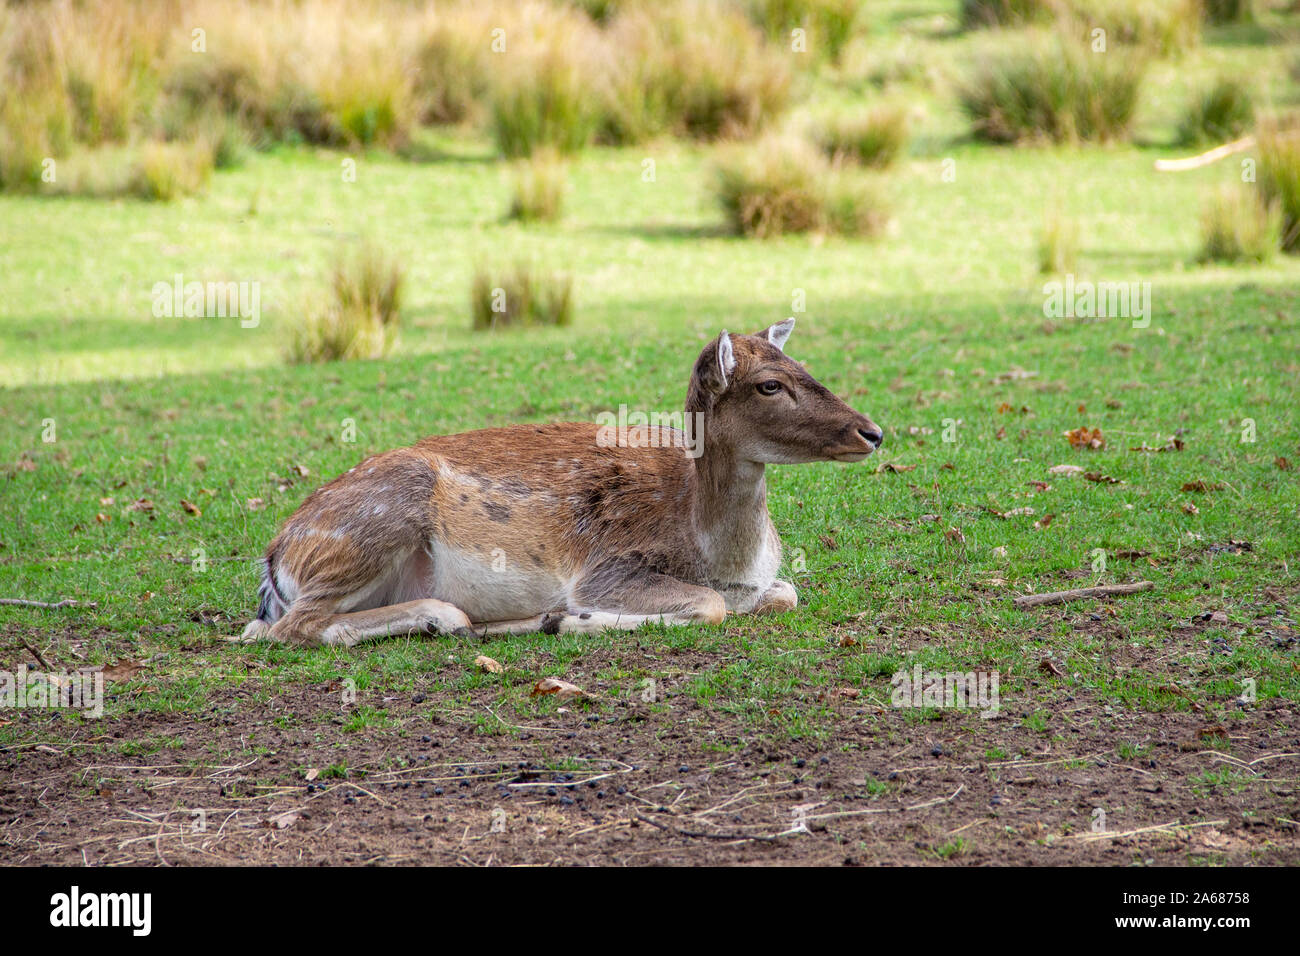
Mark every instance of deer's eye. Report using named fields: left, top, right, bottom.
left=756, top=380, right=783, bottom=396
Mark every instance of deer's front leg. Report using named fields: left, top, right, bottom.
left=752, top=579, right=797, bottom=615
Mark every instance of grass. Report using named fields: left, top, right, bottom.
left=286, top=243, right=406, bottom=363
left=812, top=104, right=909, bottom=168
left=1258, top=117, right=1300, bottom=253
left=961, top=0, right=1202, bottom=56
left=1037, top=206, right=1079, bottom=274
left=507, top=149, right=567, bottom=223
left=960, top=31, right=1145, bottom=144
left=601, top=1, right=792, bottom=144
left=470, top=263, right=574, bottom=330
left=713, top=135, right=890, bottom=237
left=1177, top=77, right=1255, bottom=147
left=1197, top=183, right=1280, bottom=263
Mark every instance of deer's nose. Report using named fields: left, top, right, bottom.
left=858, top=426, right=883, bottom=448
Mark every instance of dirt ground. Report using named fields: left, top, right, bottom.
left=2, top=616, right=1297, bottom=866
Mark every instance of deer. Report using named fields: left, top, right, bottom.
left=240, top=318, right=883, bottom=647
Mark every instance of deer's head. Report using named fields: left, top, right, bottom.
left=687, top=319, right=883, bottom=464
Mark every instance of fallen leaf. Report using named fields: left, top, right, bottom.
left=95, top=512, right=111, bottom=524
left=126, top=498, right=154, bottom=512
left=944, top=527, right=966, bottom=544
left=1025, top=481, right=1052, bottom=492
left=1197, top=724, right=1227, bottom=740
left=99, top=496, right=114, bottom=506
left=992, top=545, right=1009, bottom=558
left=995, top=425, right=1007, bottom=440
left=1034, top=513, right=1055, bottom=529
left=1181, top=479, right=1224, bottom=493
left=1209, top=610, right=1229, bottom=625
left=818, top=533, right=838, bottom=551
left=531, top=677, right=590, bottom=701
left=1275, top=456, right=1291, bottom=471
left=877, top=462, right=917, bottom=473
left=918, top=513, right=941, bottom=522
left=1182, top=502, right=1200, bottom=515
left=838, top=634, right=858, bottom=647
left=1048, top=464, right=1084, bottom=476
left=293, top=464, right=310, bottom=477
left=102, top=659, right=146, bottom=682
left=1198, top=828, right=1231, bottom=849
left=246, top=497, right=267, bottom=511
left=1130, top=437, right=1184, bottom=453
left=1084, top=472, right=1122, bottom=484
left=180, top=499, right=201, bottom=516
left=475, top=655, right=504, bottom=674
left=1064, top=426, right=1105, bottom=450
left=1039, top=658, right=1066, bottom=678
left=269, top=810, right=300, bottom=830
left=304, top=768, right=320, bottom=781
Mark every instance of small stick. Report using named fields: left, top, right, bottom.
left=17, top=636, right=53, bottom=671
left=0, top=598, right=96, bottom=609
left=633, top=812, right=777, bottom=843
left=1154, top=136, right=1255, bottom=172
left=1014, top=581, right=1153, bottom=608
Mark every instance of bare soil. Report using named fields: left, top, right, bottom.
left=2, top=617, right=1297, bottom=866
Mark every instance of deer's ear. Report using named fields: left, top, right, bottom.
left=762, top=317, right=795, bottom=352
left=715, top=331, right=736, bottom=389
left=694, top=330, right=737, bottom=396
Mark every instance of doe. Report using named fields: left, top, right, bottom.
left=241, top=319, right=882, bottom=646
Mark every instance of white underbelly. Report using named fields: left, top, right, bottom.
left=426, top=540, right=567, bottom=622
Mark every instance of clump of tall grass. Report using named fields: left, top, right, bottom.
left=713, top=135, right=889, bottom=238
left=1085, top=0, right=1201, bottom=56
left=43, top=140, right=213, bottom=200
left=747, top=0, right=862, bottom=62
left=1037, top=207, right=1079, bottom=273
left=963, top=0, right=1201, bottom=55
left=812, top=104, right=908, bottom=168
left=601, top=1, right=792, bottom=144
left=1257, top=117, right=1300, bottom=253
left=287, top=244, right=406, bottom=363
left=1202, top=0, right=1254, bottom=24
left=960, top=32, right=1144, bottom=144
left=471, top=265, right=574, bottom=330
left=960, top=0, right=1044, bottom=28
left=411, top=4, right=497, bottom=125
left=131, top=141, right=215, bottom=200
left=1177, top=77, right=1254, bottom=146
left=507, top=149, right=567, bottom=222
left=1197, top=183, right=1279, bottom=263
left=489, top=10, right=603, bottom=159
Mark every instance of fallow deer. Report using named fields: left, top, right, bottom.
left=240, top=319, right=882, bottom=646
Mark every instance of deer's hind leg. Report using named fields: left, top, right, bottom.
left=476, top=570, right=726, bottom=636
left=270, top=598, right=472, bottom=648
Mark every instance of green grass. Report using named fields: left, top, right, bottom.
left=1, top=0, right=1298, bottom=762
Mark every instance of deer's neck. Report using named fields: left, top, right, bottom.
left=690, top=439, right=771, bottom=577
